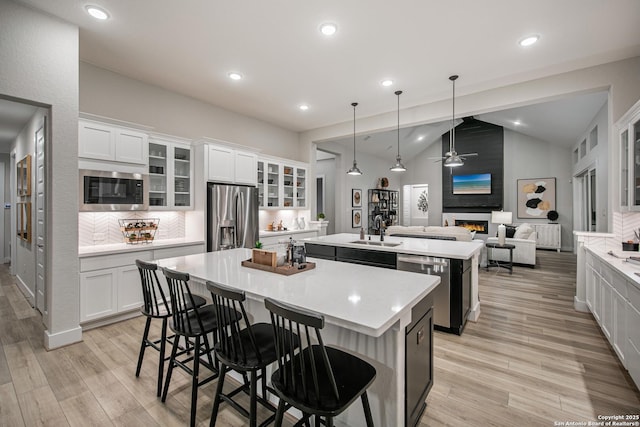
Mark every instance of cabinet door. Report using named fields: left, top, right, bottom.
left=621, top=128, right=629, bottom=210
left=265, top=162, right=280, bottom=208
left=117, top=265, right=144, bottom=312
left=295, top=167, right=307, bottom=208
left=630, top=114, right=640, bottom=210
left=208, top=145, right=235, bottom=182
left=612, top=287, right=627, bottom=364
left=149, top=142, right=168, bottom=208
left=115, top=129, right=148, bottom=164
left=282, top=164, right=295, bottom=208
left=173, top=145, right=192, bottom=208
left=235, top=151, right=257, bottom=185
left=593, top=272, right=601, bottom=323
left=79, top=121, right=115, bottom=161
left=80, top=269, right=117, bottom=322
left=627, top=302, right=640, bottom=388
left=586, top=265, right=595, bottom=310
left=601, top=279, right=613, bottom=340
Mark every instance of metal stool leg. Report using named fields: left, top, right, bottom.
left=135, top=317, right=152, bottom=377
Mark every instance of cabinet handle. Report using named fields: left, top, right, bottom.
left=417, top=327, right=425, bottom=344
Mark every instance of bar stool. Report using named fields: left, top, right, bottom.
left=134, top=259, right=206, bottom=397
left=161, top=267, right=220, bottom=427
left=207, top=281, right=282, bottom=427
left=264, top=298, right=377, bottom=427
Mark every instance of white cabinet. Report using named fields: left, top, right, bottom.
left=79, top=119, right=148, bottom=165
left=617, top=99, right=640, bottom=210
left=148, top=137, right=193, bottom=210
left=79, top=243, right=205, bottom=325
left=532, top=223, right=561, bottom=251
left=207, top=144, right=257, bottom=185
left=257, top=157, right=308, bottom=209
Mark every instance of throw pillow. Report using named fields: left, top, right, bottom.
left=514, top=223, right=534, bottom=239
left=496, top=225, right=516, bottom=238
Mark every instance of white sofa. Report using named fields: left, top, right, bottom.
left=485, top=223, right=537, bottom=267
left=386, top=225, right=473, bottom=241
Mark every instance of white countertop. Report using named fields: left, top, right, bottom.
left=259, top=229, right=319, bottom=238
left=79, top=238, right=205, bottom=257
left=303, top=233, right=483, bottom=260
left=153, top=248, right=440, bottom=337
left=586, top=247, right=640, bottom=290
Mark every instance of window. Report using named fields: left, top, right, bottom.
left=589, top=126, right=598, bottom=150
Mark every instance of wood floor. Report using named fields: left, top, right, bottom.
left=1, top=251, right=638, bottom=426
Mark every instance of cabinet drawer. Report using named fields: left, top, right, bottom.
left=305, top=243, right=336, bottom=260
left=80, top=250, right=153, bottom=272
left=629, top=283, right=640, bottom=311
left=153, top=244, right=205, bottom=260
left=336, top=247, right=396, bottom=269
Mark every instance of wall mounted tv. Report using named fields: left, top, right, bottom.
left=452, top=173, right=492, bottom=195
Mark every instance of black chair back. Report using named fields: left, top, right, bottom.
left=162, top=267, right=204, bottom=336
left=264, top=297, right=339, bottom=405
left=207, top=281, right=260, bottom=366
left=136, top=259, right=169, bottom=317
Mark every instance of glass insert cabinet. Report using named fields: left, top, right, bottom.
left=257, top=159, right=307, bottom=209
left=148, top=138, right=192, bottom=210
left=618, top=100, right=640, bottom=211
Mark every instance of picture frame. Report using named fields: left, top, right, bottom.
left=352, top=188, right=362, bottom=207
left=517, top=177, right=556, bottom=219
left=17, top=154, right=32, bottom=197
left=352, top=209, right=362, bottom=228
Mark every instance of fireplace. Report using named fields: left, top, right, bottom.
left=455, top=219, right=489, bottom=234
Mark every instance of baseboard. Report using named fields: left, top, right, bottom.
left=574, top=296, right=589, bottom=313
left=15, top=275, right=35, bottom=307
left=44, top=325, right=83, bottom=350
left=468, top=301, right=481, bottom=322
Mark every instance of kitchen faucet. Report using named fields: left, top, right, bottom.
left=374, top=214, right=385, bottom=241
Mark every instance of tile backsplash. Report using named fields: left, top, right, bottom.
left=612, top=211, right=640, bottom=242
left=79, top=211, right=185, bottom=246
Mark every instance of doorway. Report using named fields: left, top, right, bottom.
left=575, top=167, right=597, bottom=232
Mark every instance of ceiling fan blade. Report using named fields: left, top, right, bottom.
left=427, top=156, right=446, bottom=160
left=432, top=158, right=444, bottom=163
left=458, top=152, right=478, bottom=158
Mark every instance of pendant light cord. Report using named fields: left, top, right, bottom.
left=352, top=102, right=357, bottom=161
left=396, top=91, right=401, bottom=157
left=449, top=75, right=458, bottom=154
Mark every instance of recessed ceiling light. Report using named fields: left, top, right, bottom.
left=85, top=5, right=109, bottom=20
left=299, top=104, right=309, bottom=111
left=228, top=72, right=243, bottom=80
left=320, top=23, right=337, bottom=36
left=519, top=35, right=540, bottom=47
left=513, top=120, right=522, bottom=126
left=381, top=79, right=394, bottom=87
left=417, top=136, right=424, bottom=141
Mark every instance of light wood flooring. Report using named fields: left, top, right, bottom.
left=0, top=251, right=639, bottom=426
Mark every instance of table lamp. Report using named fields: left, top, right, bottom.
left=491, top=211, right=513, bottom=245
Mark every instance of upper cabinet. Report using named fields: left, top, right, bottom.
left=257, top=158, right=307, bottom=209
left=148, top=136, right=193, bottom=210
left=207, top=144, right=257, bottom=185
left=79, top=119, right=148, bottom=165
left=618, top=100, right=640, bottom=211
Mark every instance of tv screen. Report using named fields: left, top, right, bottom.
left=452, top=173, right=491, bottom=195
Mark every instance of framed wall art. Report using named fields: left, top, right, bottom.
left=352, top=188, right=362, bottom=207
left=352, top=209, right=362, bottom=228
left=517, top=177, right=556, bottom=219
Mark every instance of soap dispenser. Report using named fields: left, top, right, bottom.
left=360, top=227, right=365, bottom=240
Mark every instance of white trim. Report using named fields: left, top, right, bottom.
left=44, top=325, right=82, bottom=350
left=15, top=274, right=34, bottom=306
left=468, top=301, right=481, bottom=322
left=574, top=296, right=589, bottom=313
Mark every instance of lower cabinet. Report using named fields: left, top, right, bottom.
left=79, top=243, right=205, bottom=324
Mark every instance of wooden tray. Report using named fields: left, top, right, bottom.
left=241, top=259, right=316, bottom=276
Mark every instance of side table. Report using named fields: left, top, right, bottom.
left=486, top=242, right=515, bottom=274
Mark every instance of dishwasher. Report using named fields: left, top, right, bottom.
left=397, top=254, right=471, bottom=335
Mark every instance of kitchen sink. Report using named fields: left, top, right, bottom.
left=349, top=240, right=401, bottom=247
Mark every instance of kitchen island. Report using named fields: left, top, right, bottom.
left=302, top=233, right=484, bottom=333
left=154, top=248, right=441, bottom=426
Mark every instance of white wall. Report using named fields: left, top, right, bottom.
left=316, top=157, right=336, bottom=235
left=80, top=62, right=301, bottom=161
left=503, top=130, right=573, bottom=250
left=1, top=153, right=10, bottom=262
left=0, top=0, right=80, bottom=348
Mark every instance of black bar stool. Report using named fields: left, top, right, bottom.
left=207, top=281, right=283, bottom=427
left=264, top=298, right=377, bottom=427
left=161, top=267, right=220, bottom=427
left=134, top=259, right=206, bottom=397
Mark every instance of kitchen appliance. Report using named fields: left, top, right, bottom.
left=207, top=183, right=258, bottom=252
left=396, top=254, right=471, bottom=335
left=80, top=169, right=148, bottom=211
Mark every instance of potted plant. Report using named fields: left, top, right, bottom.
left=317, top=212, right=326, bottom=222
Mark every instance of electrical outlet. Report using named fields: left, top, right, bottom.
left=93, top=233, right=106, bottom=242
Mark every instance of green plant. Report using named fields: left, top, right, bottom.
left=317, top=212, right=325, bottom=220
left=255, top=241, right=262, bottom=249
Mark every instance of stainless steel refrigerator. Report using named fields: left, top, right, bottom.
left=207, top=183, right=259, bottom=252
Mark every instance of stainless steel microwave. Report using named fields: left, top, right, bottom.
left=79, top=169, right=148, bottom=211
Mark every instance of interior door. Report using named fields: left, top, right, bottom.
left=35, top=119, right=46, bottom=315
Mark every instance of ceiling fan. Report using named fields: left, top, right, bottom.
left=431, top=75, right=478, bottom=167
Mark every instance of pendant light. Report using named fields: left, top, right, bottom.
left=347, top=102, right=363, bottom=176
left=444, top=75, right=463, bottom=168
left=390, top=90, right=406, bottom=172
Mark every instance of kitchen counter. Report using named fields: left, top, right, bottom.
left=258, top=228, right=318, bottom=238
left=585, top=247, right=640, bottom=290
left=153, top=248, right=440, bottom=426
left=302, top=233, right=483, bottom=259
left=78, top=238, right=205, bottom=257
